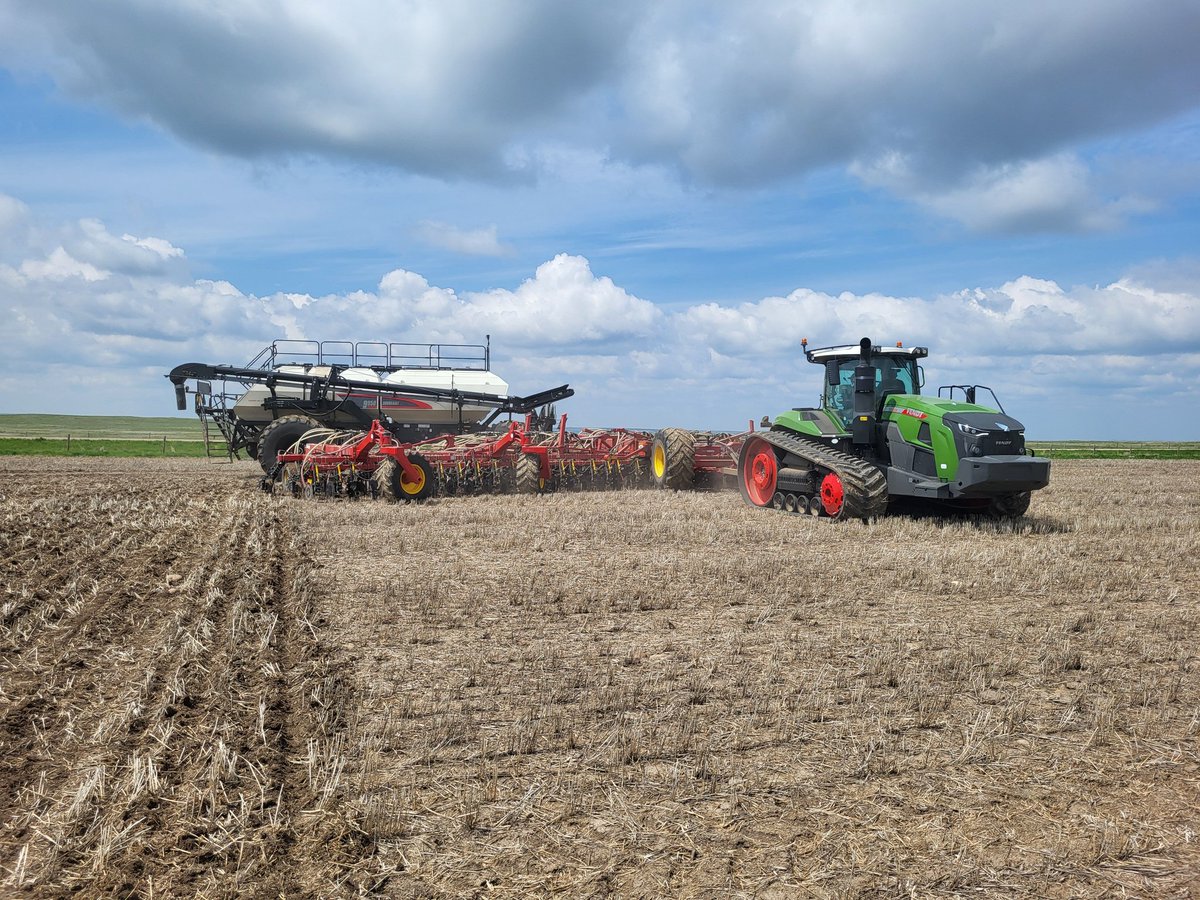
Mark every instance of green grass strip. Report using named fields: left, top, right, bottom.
left=0, top=438, right=227, bottom=458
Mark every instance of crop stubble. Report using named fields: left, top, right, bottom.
left=0, top=458, right=383, bottom=895
left=1, top=456, right=1198, bottom=897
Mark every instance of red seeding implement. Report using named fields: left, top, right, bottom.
left=262, top=415, right=756, bottom=500
left=165, top=337, right=758, bottom=501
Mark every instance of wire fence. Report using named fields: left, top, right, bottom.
left=1029, top=442, right=1200, bottom=458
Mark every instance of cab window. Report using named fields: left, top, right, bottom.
left=823, top=356, right=917, bottom=423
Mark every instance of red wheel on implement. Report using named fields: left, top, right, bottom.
left=739, top=436, right=779, bottom=507
left=820, top=472, right=844, bottom=518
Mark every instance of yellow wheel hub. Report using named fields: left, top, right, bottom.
left=400, top=466, right=426, bottom=495
left=652, top=445, right=666, bottom=478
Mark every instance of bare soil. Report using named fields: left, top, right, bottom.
left=2, top=456, right=1198, bottom=897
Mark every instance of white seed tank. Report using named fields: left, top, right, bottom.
left=232, top=366, right=511, bottom=428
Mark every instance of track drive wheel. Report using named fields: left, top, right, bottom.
left=738, top=435, right=779, bottom=507
left=986, top=491, right=1031, bottom=518
left=649, top=428, right=696, bottom=490
left=514, top=454, right=543, bottom=494
left=375, top=454, right=435, bottom=502
left=257, top=415, right=319, bottom=475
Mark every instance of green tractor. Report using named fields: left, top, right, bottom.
left=738, top=337, right=1050, bottom=519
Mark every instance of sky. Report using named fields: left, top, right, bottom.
left=1, top=0, right=1198, bottom=439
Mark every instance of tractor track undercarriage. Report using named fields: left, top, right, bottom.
left=740, top=430, right=890, bottom=521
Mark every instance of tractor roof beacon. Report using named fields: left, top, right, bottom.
left=737, top=337, right=1051, bottom=520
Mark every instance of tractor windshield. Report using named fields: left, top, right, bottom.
left=824, top=355, right=919, bottom=424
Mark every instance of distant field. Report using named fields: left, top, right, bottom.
left=0, top=413, right=204, bottom=440
left=0, top=414, right=229, bottom=457
left=1028, top=441, right=1200, bottom=459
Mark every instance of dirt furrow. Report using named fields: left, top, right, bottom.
left=0, top=459, right=384, bottom=896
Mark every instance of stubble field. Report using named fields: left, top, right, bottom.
left=1, top=456, right=1197, bottom=897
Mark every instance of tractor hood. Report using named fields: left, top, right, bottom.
left=882, top=395, right=1009, bottom=422
left=942, top=409, right=1027, bottom=458
left=941, top=410, right=1025, bottom=434
left=881, top=395, right=1029, bottom=479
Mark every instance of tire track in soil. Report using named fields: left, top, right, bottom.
left=0, top=464, right=383, bottom=896
left=0, top=498, right=193, bottom=823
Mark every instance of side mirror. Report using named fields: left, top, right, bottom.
left=917, top=366, right=926, bottom=388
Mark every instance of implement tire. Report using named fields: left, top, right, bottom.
left=514, top=454, right=542, bottom=494
left=375, top=454, right=435, bottom=502
left=257, top=415, right=319, bottom=475
left=649, top=428, right=696, bottom=490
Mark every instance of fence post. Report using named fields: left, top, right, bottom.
left=162, top=435, right=167, bottom=455
left=66, top=434, right=71, bottom=453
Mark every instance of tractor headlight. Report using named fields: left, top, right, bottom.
left=956, top=422, right=987, bottom=437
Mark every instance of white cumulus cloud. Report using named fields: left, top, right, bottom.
left=0, top=198, right=1197, bottom=436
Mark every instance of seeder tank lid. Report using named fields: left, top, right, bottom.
left=804, top=343, right=929, bottom=362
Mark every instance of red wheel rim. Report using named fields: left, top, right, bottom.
left=742, top=438, right=778, bottom=506
left=820, top=472, right=844, bottom=517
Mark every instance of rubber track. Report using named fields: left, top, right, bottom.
left=761, top=430, right=889, bottom=521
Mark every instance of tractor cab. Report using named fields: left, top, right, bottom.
left=804, top=341, right=928, bottom=427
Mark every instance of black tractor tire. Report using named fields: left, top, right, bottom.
left=257, top=415, right=320, bottom=474
left=649, top=428, right=696, bottom=490
left=513, top=454, right=542, bottom=494
left=375, top=454, right=435, bottom=502
left=245, top=442, right=259, bottom=461
left=987, top=491, right=1032, bottom=518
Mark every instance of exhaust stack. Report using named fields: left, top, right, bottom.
left=851, top=337, right=876, bottom=445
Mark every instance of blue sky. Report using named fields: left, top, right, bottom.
left=1, top=0, right=1198, bottom=438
